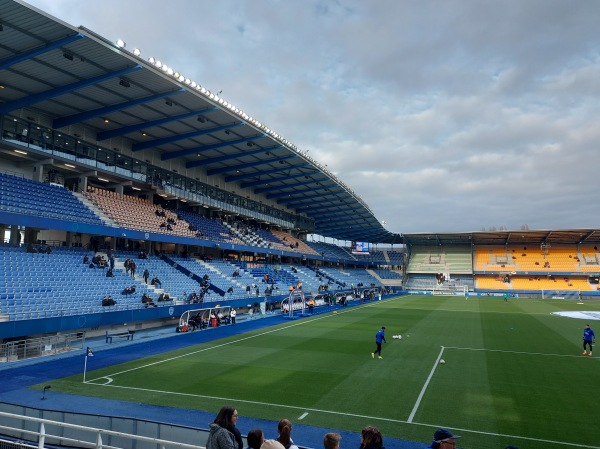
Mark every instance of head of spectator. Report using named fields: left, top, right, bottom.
left=277, top=419, right=297, bottom=449
left=247, top=429, right=264, bottom=449
left=428, top=428, right=460, bottom=449
left=323, top=433, right=340, bottom=449
left=360, top=426, right=383, bottom=449
left=261, top=441, right=285, bottom=449
left=213, top=405, right=237, bottom=429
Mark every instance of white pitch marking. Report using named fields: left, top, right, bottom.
left=298, top=412, right=308, bottom=420
left=412, top=421, right=597, bottom=449
left=407, top=346, right=444, bottom=423
left=83, top=382, right=596, bottom=448
left=444, top=346, right=593, bottom=359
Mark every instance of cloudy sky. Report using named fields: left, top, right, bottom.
left=25, top=0, right=600, bottom=235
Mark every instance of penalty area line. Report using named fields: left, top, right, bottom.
left=407, top=346, right=444, bottom=423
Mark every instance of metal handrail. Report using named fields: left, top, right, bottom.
left=0, top=411, right=205, bottom=449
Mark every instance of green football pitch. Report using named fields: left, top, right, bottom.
left=47, top=296, right=600, bottom=449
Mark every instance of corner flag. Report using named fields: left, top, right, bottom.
left=86, top=347, right=94, bottom=357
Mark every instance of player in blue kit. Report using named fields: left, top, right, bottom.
left=371, top=326, right=386, bottom=359
left=583, top=324, right=595, bottom=356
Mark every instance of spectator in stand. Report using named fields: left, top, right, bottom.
left=276, top=419, right=298, bottom=449
left=143, top=268, right=150, bottom=284
left=227, top=286, right=234, bottom=295
left=205, top=406, right=238, bottom=449
left=323, top=433, right=340, bottom=449
left=142, top=293, right=155, bottom=307
left=101, top=295, right=116, bottom=307
left=246, top=285, right=251, bottom=295
left=105, top=268, right=114, bottom=278
left=150, top=276, right=162, bottom=288
left=124, top=259, right=131, bottom=275
left=83, top=254, right=90, bottom=264
left=129, top=260, right=136, bottom=277
left=426, top=428, right=460, bottom=449
left=247, top=430, right=264, bottom=449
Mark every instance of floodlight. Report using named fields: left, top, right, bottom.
left=116, top=39, right=126, bottom=48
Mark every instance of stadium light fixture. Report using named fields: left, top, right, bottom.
left=14, top=149, right=28, bottom=155
left=133, top=48, right=141, bottom=56
left=116, top=39, right=126, bottom=48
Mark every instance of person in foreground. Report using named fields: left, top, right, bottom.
left=206, top=406, right=238, bottom=449
left=246, top=429, right=264, bottom=449
left=360, top=426, right=384, bottom=449
left=427, top=427, right=460, bottom=449
left=372, top=326, right=386, bottom=359
left=582, top=323, right=595, bottom=356
left=323, top=432, right=340, bottom=449
left=276, top=419, right=299, bottom=449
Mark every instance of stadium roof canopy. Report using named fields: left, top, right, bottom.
left=0, top=0, right=403, bottom=244
left=403, top=229, right=600, bottom=247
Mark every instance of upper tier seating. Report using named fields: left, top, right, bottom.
left=0, top=172, right=103, bottom=225
left=475, top=246, right=600, bottom=273
left=84, top=187, right=197, bottom=238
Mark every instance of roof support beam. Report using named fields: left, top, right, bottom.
left=207, top=155, right=296, bottom=176
left=0, top=33, right=84, bottom=71
left=177, top=135, right=265, bottom=164
left=282, top=194, right=337, bottom=207
left=54, top=88, right=185, bottom=129
left=96, top=106, right=217, bottom=141
left=190, top=145, right=282, bottom=168
left=254, top=178, right=322, bottom=194
left=135, top=122, right=243, bottom=152
left=224, top=163, right=309, bottom=183
left=0, top=65, right=142, bottom=114
left=240, top=171, right=319, bottom=189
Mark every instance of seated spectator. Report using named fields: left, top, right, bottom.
left=426, top=428, right=460, bottom=449
left=158, top=292, right=171, bottom=302
left=227, top=286, right=234, bottom=294
left=101, top=295, right=116, bottom=307
left=150, top=276, right=162, bottom=287
left=247, top=430, right=264, bottom=449
left=142, top=293, right=156, bottom=307
left=277, top=419, right=298, bottom=449
left=83, top=254, right=90, bottom=264
left=138, top=250, right=148, bottom=259
left=160, top=222, right=167, bottom=228
left=195, top=231, right=205, bottom=238
left=323, top=433, right=340, bottom=449
left=166, top=223, right=173, bottom=231
left=88, top=262, right=95, bottom=269
left=106, top=268, right=114, bottom=278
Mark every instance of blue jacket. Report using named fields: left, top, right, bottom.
left=583, top=327, right=595, bottom=342
left=375, top=329, right=386, bottom=344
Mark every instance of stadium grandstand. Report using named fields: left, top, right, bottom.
left=2, top=2, right=600, bottom=449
